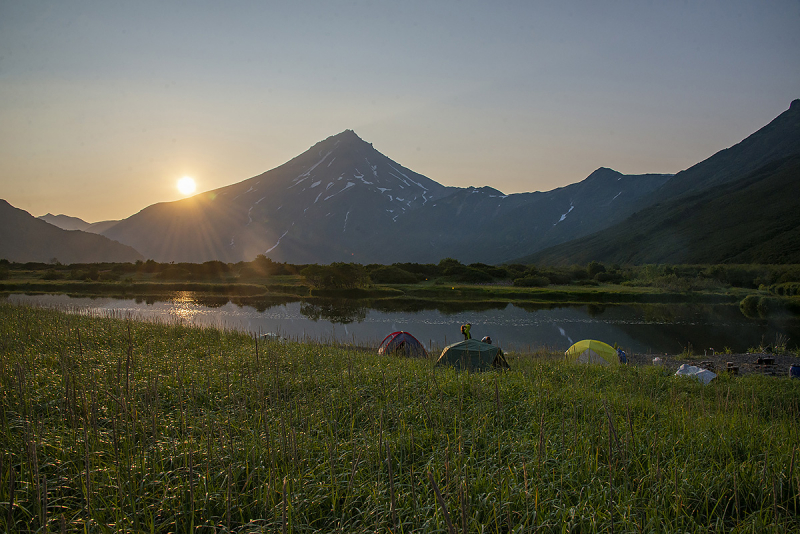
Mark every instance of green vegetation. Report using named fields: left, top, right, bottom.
left=524, top=155, right=800, bottom=266
left=2, top=303, right=800, bottom=532
left=2, top=257, right=800, bottom=315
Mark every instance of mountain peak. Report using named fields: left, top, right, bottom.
left=319, top=129, right=370, bottom=147
left=790, top=98, right=800, bottom=110
left=585, top=167, right=623, bottom=181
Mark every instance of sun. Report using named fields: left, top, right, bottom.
left=177, top=176, right=197, bottom=196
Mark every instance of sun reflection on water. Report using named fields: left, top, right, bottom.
left=170, top=291, right=199, bottom=323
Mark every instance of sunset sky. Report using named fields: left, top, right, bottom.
left=1, top=1, right=799, bottom=223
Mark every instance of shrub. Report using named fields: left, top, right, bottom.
left=157, top=267, right=192, bottom=280
left=468, top=263, right=509, bottom=279
left=513, top=276, right=550, bottom=287
left=587, top=261, right=606, bottom=277
left=301, top=263, right=370, bottom=290
left=453, top=267, right=493, bottom=283
left=41, top=270, right=64, bottom=280
left=594, top=271, right=623, bottom=283
left=545, top=272, right=572, bottom=285
left=369, top=266, right=418, bottom=284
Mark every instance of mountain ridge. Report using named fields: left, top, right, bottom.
left=1, top=200, right=143, bottom=263
left=99, top=130, right=671, bottom=264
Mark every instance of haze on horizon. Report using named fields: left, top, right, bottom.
left=1, top=1, right=798, bottom=223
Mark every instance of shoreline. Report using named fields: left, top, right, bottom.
left=627, top=350, right=798, bottom=377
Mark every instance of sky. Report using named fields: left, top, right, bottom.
left=1, top=1, right=799, bottom=223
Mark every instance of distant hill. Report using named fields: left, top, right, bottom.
left=1, top=200, right=143, bottom=263
left=519, top=100, right=800, bottom=265
left=38, top=213, right=91, bottom=231
left=84, top=220, right=119, bottom=234
left=524, top=155, right=800, bottom=265
left=38, top=213, right=119, bottom=234
left=387, top=168, right=671, bottom=264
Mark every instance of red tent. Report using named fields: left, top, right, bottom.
left=377, top=331, right=428, bottom=358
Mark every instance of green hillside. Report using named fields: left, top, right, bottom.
left=523, top=155, right=800, bottom=265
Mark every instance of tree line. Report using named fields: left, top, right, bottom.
left=3, top=256, right=800, bottom=293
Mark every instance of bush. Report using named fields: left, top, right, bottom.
left=369, top=266, right=419, bottom=284
left=770, top=282, right=800, bottom=297
left=587, top=261, right=606, bottom=277
left=594, top=271, right=623, bottom=283
left=157, top=267, right=192, bottom=280
left=513, top=276, right=550, bottom=287
left=545, top=272, right=572, bottom=285
left=452, top=267, right=494, bottom=284
left=301, top=263, right=370, bottom=290
left=468, top=263, right=509, bottom=279
left=41, top=270, right=64, bottom=280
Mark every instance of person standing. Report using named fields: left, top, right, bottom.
left=460, top=323, right=472, bottom=340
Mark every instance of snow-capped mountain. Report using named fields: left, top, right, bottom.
left=101, top=130, right=454, bottom=263
left=101, top=130, right=670, bottom=264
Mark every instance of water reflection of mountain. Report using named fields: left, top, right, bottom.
left=300, top=299, right=368, bottom=324
left=370, top=298, right=510, bottom=315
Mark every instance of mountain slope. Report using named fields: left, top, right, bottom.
left=38, top=213, right=91, bottom=231
left=102, top=130, right=453, bottom=263
left=385, top=168, right=671, bottom=264
left=0, top=200, right=144, bottom=263
left=524, top=155, right=800, bottom=265
left=649, top=99, right=800, bottom=203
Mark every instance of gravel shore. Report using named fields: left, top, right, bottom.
left=626, top=350, right=799, bottom=377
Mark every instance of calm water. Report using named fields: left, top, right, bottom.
left=4, top=292, right=800, bottom=355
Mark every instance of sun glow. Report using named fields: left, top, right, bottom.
left=177, top=176, right=197, bottom=196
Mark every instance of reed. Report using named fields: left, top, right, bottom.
left=1, top=302, right=799, bottom=532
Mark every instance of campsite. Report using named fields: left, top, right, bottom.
left=1, top=302, right=799, bottom=532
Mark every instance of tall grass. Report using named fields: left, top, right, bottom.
left=1, top=302, right=799, bottom=532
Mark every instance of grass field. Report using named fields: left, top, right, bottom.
left=1, top=302, right=799, bottom=533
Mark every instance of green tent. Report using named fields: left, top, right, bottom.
left=435, top=339, right=510, bottom=371
left=564, top=339, right=620, bottom=365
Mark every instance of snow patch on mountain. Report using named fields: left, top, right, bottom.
left=265, top=227, right=291, bottom=254
left=324, top=182, right=356, bottom=201
left=554, top=203, right=575, bottom=226
left=289, top=149, right=336, bottom=188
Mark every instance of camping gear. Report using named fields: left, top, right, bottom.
left=378, top=331, right=428, bottom=358
left=564, top=340, right=620, bottom=365
left=675, top=364, right=716, bottom=385
left=435, top=339, right=509, bottom=371
left=790, top=364, right=800, bottom=379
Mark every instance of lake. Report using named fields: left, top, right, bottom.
left=4, top=292, right=799, bottom=355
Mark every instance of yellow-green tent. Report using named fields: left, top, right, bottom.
left=565, top=339, right=619, bottom=365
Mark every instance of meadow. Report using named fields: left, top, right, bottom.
left=1, top=303, right=799, bottom=533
